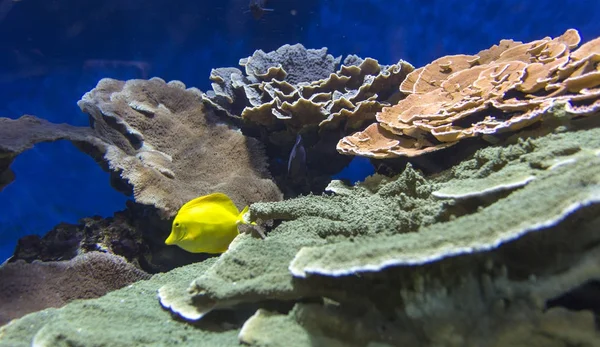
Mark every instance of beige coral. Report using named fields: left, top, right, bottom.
left=0, top=78, right=282, bottom=218
left=78, top=78, right=282, bottom=217
left=338, top=29, right=600, bottom=158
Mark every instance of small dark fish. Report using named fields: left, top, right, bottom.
left=287, top=133, right=307, bottom=182
left=249, top=0, right=273, bottom=20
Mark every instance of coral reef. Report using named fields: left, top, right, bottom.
left=206, top=44, right=413, bottom=193
left=3, top=33, right=600, bottom=346
left=0, top=252, right=150, bottom=326
left=4, top=105, right=598, bottom=345
left=0, top=78, right=281, bottom=219
left=338, top=29, right=600, bottom=158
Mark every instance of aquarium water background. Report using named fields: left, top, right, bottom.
left=1, top=0, right=599, bottom=262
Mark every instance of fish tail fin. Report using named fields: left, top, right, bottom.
left=238, top=205, right=256, bottom=225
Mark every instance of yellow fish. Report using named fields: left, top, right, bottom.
left=164, top=193, right=250, bottom=254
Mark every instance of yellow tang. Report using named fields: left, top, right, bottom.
left=164, top=193, right=250, bottom=254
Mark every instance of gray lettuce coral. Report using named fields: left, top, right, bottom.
left=208, top=44, right=413, bottom=132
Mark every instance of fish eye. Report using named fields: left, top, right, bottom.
left=175, top=222, right=180, bottom=227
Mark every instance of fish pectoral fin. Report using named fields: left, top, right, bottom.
left=238, top=205, right=253, bottom=225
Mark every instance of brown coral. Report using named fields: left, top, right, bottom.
left=338, top=29, right=600, bottom=158
left=0, top=252, right=150, bottom=326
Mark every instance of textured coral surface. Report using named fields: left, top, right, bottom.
left=338, top=29, right=600, bottom=158
left=0, top=252, right=150, bottom=326
left=0, top=78, right=282, bottom=219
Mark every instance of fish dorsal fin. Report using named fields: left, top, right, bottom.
left=179, top=192, right=240, bottom=215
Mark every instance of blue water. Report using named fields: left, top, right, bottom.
left=1, top=0, right=599, bottom=262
